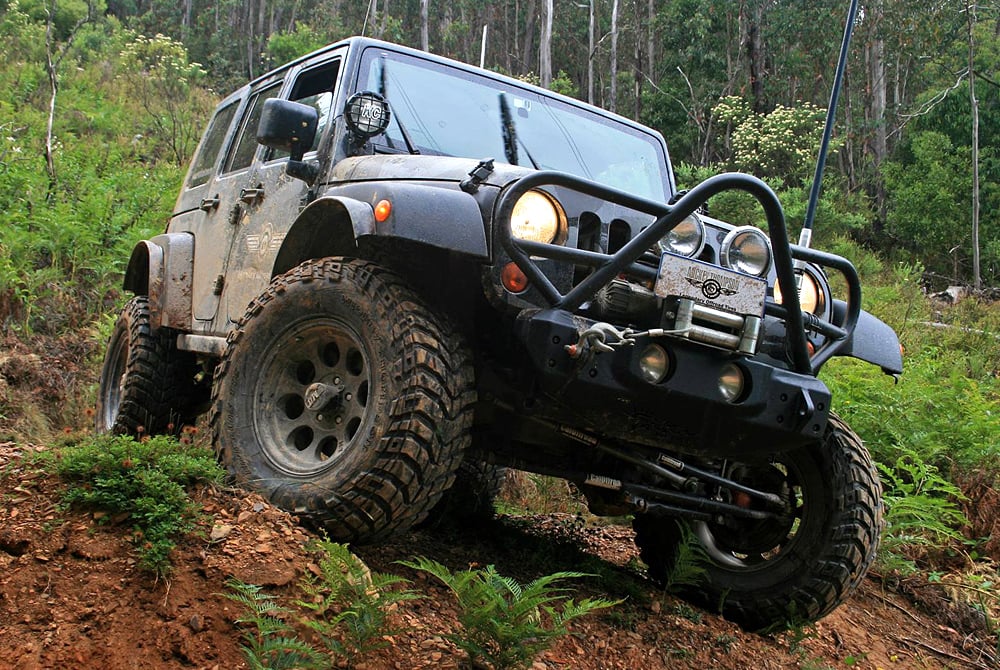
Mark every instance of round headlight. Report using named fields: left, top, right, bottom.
left=721, top=226, right=772, bottom=277
left=510, top=190, right=565, bottom=244
left=657, top=213, right=706, bottom=258
left=774, top=272, right=822, bottom=314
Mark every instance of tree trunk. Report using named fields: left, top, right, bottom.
left=610, top=0, right=619, bottom=113
left=588, top=0, right=595, bottom=104
left=647, top=0, right=655, bottom=83
left=742, top=0, right=766, bottom=113
left=633, top=0, right=642, bottom=120
left=968, top=0, right=981, bottom=288
left=540, top=0, right=552, bottom=86
left=864, top=2, right=887, bottom=233
left=421, top=0, right=429, bottom=51
left=522, top=0, right=537, bottom=76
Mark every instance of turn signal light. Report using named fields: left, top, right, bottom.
left=374, top=199, right=392, bottom=222
left=501, top=262, right=529, bottom=293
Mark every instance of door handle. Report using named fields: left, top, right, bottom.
left=199, top=195, right=220, bottom=211
left=239, top=187, right=264, bottom=203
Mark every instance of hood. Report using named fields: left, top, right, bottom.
left=327, top=154, right=532, bottom=189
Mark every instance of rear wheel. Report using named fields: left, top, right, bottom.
left=634, top=414, right=882, bottom=630
left=211, top=258, right=475, bottom=543
left=95, top=296, right=200, bottom=436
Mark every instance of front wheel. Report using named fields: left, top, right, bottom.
left=634, top=414, right=882, bottom=630
left=211, top=258, right=475, bottom=543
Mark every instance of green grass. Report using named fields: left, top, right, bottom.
left=49, top=433, right=224, bottom=576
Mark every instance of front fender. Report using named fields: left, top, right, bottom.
left=123, top=233, right=194, bottom=331
left=322, top=181, right=489, bottom=259
left=832, top=300, right=903, bottom=376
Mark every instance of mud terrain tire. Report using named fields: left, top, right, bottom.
left=633, top=414, right=882, bottom=631
left=211, top=258, right=475, bottom=543
left=95, top=296, right=199, bottom=436
left=425, top=456, right=507, bottom=524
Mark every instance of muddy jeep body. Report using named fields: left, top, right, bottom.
left=99, top=37, right=902, bottom=630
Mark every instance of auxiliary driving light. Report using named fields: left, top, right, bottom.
left=774, top=271, right=822, bottom=314
left=657, top=213, right=706, bottom=258
left=718, top=363, right=745, bottom=402
left=638, top=344, right=670, bottom=384
left=721, top=226, right=772, bottom=277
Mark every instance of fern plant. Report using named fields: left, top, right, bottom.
left=223, top=579, right=325, bottom=670
left=401, top=557, right=620, bottom=670
left=663, top=521, right=709, bottom=591
left=297, top=540, right=420, bottom=663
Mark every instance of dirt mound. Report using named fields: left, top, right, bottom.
left=0, top=442, right=992, bottom=669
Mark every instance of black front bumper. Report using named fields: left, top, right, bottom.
left=516, top=308, right=832, bottom=457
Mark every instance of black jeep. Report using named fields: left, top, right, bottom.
left=97, top=37, right=902, bottom=630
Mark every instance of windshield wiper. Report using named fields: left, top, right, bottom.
left=378, top=58, right=420, bottom=155
left=499, top=93, right=539, bottom=169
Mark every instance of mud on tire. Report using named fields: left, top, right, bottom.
left=211, top=258, right=476, bottom=543
left=633, top=414, right=883, bottom=631
left=95, top=296, right=201, bottom=436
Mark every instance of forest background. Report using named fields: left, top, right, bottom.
left=1, top=0, right=1000, bottom=643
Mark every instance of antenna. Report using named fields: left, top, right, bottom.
left=801, top=0, right=859, bottom=251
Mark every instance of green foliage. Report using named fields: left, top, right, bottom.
left=0, top=10, right=190, bottom=332
left=876, top=450, right=968, bottom=572
left=224, top=579, right=326, bottom=670
left=882, top=131, right=974, bottom=283
left=713, top=96, right=833, bottom=187
left=266, top=23, right=327, bottom=66
left=548, top=70, right=578, bottom=98
left=119, top=32, right=211, bottom=164
left=401, top=557, right=620, bottom=670
left=50, top=433, right=224, bottom=576
left=297, top=540, right=420, bottom=662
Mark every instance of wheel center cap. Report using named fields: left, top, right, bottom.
left=304, top=381, right=344, bottom=412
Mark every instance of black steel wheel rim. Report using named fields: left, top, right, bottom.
left=254, top=317, right=375, bottom=477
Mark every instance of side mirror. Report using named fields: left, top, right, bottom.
left=257, top=98, right=319, bottom=161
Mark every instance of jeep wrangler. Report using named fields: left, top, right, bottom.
left=97, top=37, right=902, bottom=630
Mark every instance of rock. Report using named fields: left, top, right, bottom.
left=210, top=524, right=234, bottom=542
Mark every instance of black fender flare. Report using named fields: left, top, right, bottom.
left=832, top=299, right=903, bottom=376
left=272, top=181, right=489, bottom=277
left=123, top=233, right=194, bottom=331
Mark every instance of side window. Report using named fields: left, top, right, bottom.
left=186, top=100, right=239, bottom=188
left=267, top=60, right=341, bottom=161
left=224, top=82, right=283, bottom=173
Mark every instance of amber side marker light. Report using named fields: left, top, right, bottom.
left=374, top=199, right=392, bottom=222
left=501, top=262, right=529, bottom=293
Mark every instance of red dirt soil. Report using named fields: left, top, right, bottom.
left=0, top=441, right=994, bottom=670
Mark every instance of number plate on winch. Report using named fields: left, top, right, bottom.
left=654, top=252, right=766, bottom=317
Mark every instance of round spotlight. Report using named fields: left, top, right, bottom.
left=638, top=344, right=670, bottom=384
left=344, top=91, right=391, bottom=139
left=718, top=363, right=745, bottom=402
left=721, top=226, right=772, bottom=277
left=657, top=213, right=706, bottom=258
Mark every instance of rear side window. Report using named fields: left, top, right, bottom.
left=225, top=82, right=283, bottom=173
left=186, top=100, right=239, bottom=188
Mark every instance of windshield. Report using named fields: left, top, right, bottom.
left=359, top=48, right=670, bottom=202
